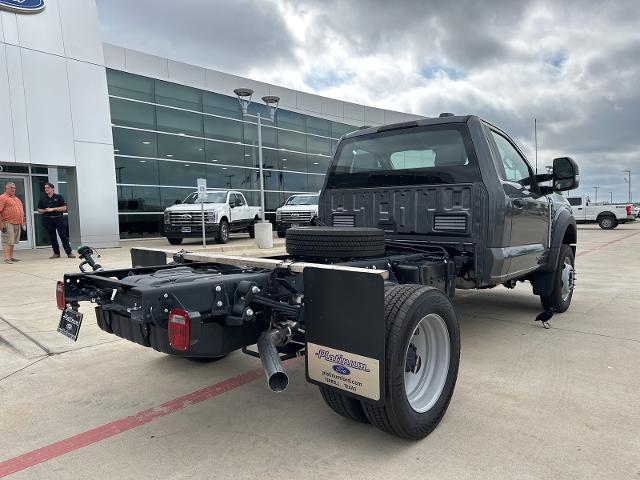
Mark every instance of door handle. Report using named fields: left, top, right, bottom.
left=512, top=199, right=525, bottom=209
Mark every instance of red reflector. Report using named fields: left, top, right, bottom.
left=168, top=308, right=190, bottom=352
left=56, top=281, right=66, bottom=311
left=626, top=205, right=632, bottom=215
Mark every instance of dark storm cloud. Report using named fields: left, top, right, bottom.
left=96, top=0, right=296, bottom=75
left=96, top=0, right=640, bottom=202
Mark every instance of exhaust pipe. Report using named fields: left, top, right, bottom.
left=257, top=329, right=289, bottom=392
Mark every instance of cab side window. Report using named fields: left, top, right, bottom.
left=490, top=131, right=533, bottom=185
left=235, top=193, right=246, bottom=206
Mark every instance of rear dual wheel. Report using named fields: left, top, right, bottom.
left=318, top=285, right=460, bottom=440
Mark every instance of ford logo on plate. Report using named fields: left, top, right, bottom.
left=332, top=365, right=351, bottom=375
left=0, top=0, right=45, bottom=13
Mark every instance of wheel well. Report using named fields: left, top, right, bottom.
left=219, top=216, right=228, bottom=223
left=596, top=211, right=615, bottom=219
left=562, top=224, right=577, bottom=256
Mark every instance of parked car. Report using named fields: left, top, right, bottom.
left=163, top=190, right=261, bottom=244
left=58, top=114, right=579, bottom=440
left=275, top=193, right=319, bottom=238
left=566, top=195, right=634, bottom=229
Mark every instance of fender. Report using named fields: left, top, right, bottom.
left=530, top=208, right=576, bottom=296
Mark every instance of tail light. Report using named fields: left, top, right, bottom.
left=168, top=308, right=190, bottom=351
left=626, top=205, right=632, bottom=216
left=56, top=281, right=66, bottom=310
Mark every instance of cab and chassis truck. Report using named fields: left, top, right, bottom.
left=57, top=115, right=579, bottom=440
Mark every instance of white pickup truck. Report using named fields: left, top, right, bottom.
left=567, top=195, right=634, bottom=229
left=163, top=190, right=261, bottom=244
left=275, top=193, right=319, bottom=238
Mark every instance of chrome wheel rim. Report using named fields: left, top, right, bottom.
left=561, top=256, right=574, bottom=302
left=404, top=313, right=450, bottom=413
left=602, top=218, right=612, bottom=228
left=222, top=223, right=229, bottom=241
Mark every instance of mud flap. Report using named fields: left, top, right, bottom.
left=303, top=267, right=385, bottom=405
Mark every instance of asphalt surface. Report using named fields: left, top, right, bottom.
left=0, top=225, right=639, bottom=479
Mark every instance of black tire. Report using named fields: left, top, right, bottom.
left=167, top=237, right=183, bottom=245
left=540, top=244, right=575, bottom=312
left=277, top=231, right=287, bottom=238
left=598, top=215, right=617, bottom=229
left=319, top=385, right=370, bottom=423
left=285, top=227, right=385, bottom=258
left=216, top=220, right=230, bottom=244
left=362, top=285, right=460, bottom=440
left=248, top=221, right=256, bottom=239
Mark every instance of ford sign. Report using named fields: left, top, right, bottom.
left=332, top=365, right=351, bottom=376
left=0, top=0, right=45, bottom=13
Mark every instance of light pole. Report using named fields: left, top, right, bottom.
left=623, top=170, right=631, bottom=203
left=234, top=88, right=280, bottom=248
left=609, top=191, right=613, bottom=203
left=593, top=186, right=599, bottom=203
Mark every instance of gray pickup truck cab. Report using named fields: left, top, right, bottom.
left=57, top=114, right=579, bottom=441
left=317, top=114, right=578, bottom=311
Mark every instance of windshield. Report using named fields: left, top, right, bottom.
left=182, top=192, right=228, bottom=204
left=285, top=195, right=319, bottom=205
left=326, top=125, right=480, bottom=188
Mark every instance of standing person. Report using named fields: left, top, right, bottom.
left=0, top=182, right=26, bottom=264
left=37, top=182, right=75, bottom=259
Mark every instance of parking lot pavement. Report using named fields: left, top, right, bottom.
left=1, top=224, right=639, bottom=479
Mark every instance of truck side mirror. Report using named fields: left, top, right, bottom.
left=552, top=157, right=579, bottom=191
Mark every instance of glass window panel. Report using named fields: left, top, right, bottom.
left=307, top=135, right=332, bottom=156
left=261, top=169, right=280, bottom=191
left=307, top=155, right=331, bottom=174
left=207, top=165, right=256, bottom=190
left=33, top=214, right=53, bottom=247
left=117, top=186, right=161, bottom=212
left=157, top=133, right=205, bottom=162
left=156, top=106, right=203, bottom=136
left=278, top=130, right=306, bottom=152
left=206, top=140, right=245, bottom=166
left=307, top=116, right=331, bottom=137
left=112, top=127, right=158, bottom=158
left=31, top=167, right=48, bottom=174
left=266, top=192, right=286, bottom=211
left=281, top=172, right=307, bottom=192
left=241, top=190, right=259, bottom=206
left=158, top=160, right=206, bottom=187
left=155, top=80, right=202, bottom=111
left=109, top=97, right=155, bottom=129
left=160, top=187, right=194, bottom=208
left=243, top=122, right=277, bottom=148
left=331, top=121, right=356, bottom=139
left=332, top=139, right=338, bottom=155
left=107, top=69, right=155, bottom=102
left=244, top=146, right=278, bottom=169
left=279, top=151, right=307, bottom=173
left=203, top=91, right=242, bottom=119
left=277, top=110, right=305, bottom=132
left=31, top=176, right=49, bottom=210
left=204, top=115, right=243, bottom=142
left=247, top=102, right=270, bottom=118
left=115, top=157, right=159, bottom=185
left=118, top=213, right=162, bottom=239
left=307, top=174, right=326, bottom=192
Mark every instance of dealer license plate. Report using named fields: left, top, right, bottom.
left=181, top=226, right=191, bottom=233
left=290, top=223, right=299, bottom=228
left=57, top=308, right=83, bottom=342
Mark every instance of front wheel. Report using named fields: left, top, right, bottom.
left=277, top=231, right=287, bottom=238
left=540, top=244, right=575, bottom=312
left=216, top=220, right=230, bottom=244
left=167, top=237, right=183, bottom=245
left=363, top=285, right=460, bottom=440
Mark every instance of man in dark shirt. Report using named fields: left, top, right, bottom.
left=37, top=183, right=75, bottom=259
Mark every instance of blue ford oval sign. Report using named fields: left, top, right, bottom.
left=0, top=0, right=45, bottom=13
left=332, top=365, right=351, bottom=376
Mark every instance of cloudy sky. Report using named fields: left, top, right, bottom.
left=96, top=0, right=640, bottom=203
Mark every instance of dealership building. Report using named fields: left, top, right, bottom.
left=0, top=0, right=420, bottom=249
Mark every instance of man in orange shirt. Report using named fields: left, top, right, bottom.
left=0, top=182, right=26, bottom=264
